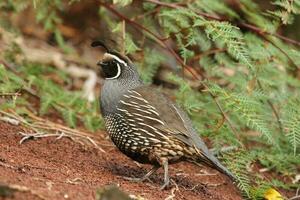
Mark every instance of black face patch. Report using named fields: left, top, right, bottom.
left=100, top=59, right=121, bottom=79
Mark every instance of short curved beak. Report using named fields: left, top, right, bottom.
left=97, top=61, right=106, bottom=66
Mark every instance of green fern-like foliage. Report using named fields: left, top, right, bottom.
left=267, top=0, right=300, bottom=24
left=223, top=151, right=253, bottom=198
left=281, top=98, right=300, bottom=155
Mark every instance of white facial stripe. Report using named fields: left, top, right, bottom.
left=106, top=62, right=121, bottom=80
left=105, top=53, right=128, bottom=67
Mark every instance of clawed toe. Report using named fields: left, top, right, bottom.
left=160, top=182, right=169, bottom=190
left=123, top=166, right=159, bottom=184
left=160, top=177, right=170, bottom=190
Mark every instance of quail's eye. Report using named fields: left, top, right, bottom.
left=108, top=60, right=115, bottom=66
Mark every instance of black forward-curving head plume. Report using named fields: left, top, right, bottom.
left=91, top=40, right=110, bottom=52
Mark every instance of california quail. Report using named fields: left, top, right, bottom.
left=92, top=41, right=235, bottom=189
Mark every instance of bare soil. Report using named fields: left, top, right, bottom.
left=0, top=121, right=242, bottom=200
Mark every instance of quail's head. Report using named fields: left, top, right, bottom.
left=91, top=41, right=139, bottom=81
left=97, top=52, right=132, bottom=79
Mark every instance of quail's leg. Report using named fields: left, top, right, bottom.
left=160, top=160, right=170, bottom=190
left=124, top=165, right=160, bottom=182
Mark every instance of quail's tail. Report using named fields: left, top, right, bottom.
left=193, top=153, right=236, bottom=181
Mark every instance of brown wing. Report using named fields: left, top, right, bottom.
left=117, top=85, right=204, bottom=148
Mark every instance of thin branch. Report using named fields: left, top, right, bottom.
left=289, top=195, right=300, bottom=200
left=238, top=22, right=300, bottom=47
left=260, top=34, right=299, bottom=69
left=132, top=5, right=161, bottom=21
left=289, top=188, right=300, bottom=200
left=144, top=0, right=222, bottom=20
left=205, top=86, right=243, bottom=146
left=0, top=92, right=21, bottom=96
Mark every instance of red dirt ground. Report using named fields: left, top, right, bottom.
left=0, top=121, right=242, bottom=200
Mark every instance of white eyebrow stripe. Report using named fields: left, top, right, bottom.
left=105, top=53, right=128, bottom=67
